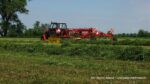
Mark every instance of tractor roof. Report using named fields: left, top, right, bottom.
left=51, top=22, right=66, bottom=24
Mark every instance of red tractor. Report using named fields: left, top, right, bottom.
left=42, top=22, right=114, bottom=40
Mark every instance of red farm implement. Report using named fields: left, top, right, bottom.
left=42, top=22, right=114, bottom=40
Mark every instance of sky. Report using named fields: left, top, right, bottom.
left=19, top=0, right=150, bottom=33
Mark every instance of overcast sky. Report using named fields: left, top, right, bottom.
left=19, top=0, right=150, bottom=33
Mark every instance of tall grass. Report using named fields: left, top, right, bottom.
left=61, top=38, right=150, bottom=46
left=0, top=42, right=149, bottom=61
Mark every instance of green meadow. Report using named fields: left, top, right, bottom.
left=0, top=38, right=150, bottom=84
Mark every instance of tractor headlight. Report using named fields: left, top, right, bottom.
left=96, top=32, right=99, bottom=35
left=56, top=28, right=61, bottom=34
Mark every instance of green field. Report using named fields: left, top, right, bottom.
left=0, top=38, right=150, bottom=84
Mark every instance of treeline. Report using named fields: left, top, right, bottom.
left=1, top=23, right=150, bottom=38
left=116, top=29, right=150, bottom=38
left=0, top=21, right=48, bottom=38
left=24, top=21, right=49, bottom=37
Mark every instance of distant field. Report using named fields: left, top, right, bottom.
left=0, top=37, right=150, bottom=84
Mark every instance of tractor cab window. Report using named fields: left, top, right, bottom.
left=60, top=23, right=67, bottom=29
left=49, top=23, right=67, bottom=29
left=50, top=23, right=58, bottom=29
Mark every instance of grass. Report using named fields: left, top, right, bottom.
left=0, top=50, right=150, bottom=84
left=0, top=37, right=150, bottom=84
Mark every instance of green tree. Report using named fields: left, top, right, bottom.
left=0, top=0, right=29, bottom=36
left=138, top=29, right=150, bottom=37
left=32, top=21, right=49, bottom=37
left=33, top=21, right=42, bottom=36
left=138, top=29, right=145, bottom=37
left=8, top=21, right=26, bottom=37
left=41, top=23, right=49, bottom=29
left=34, top=21, right=40, bottom=29
left=24, top=28, right=34, bottom=37
left=41, top=23, right=49, bottom=32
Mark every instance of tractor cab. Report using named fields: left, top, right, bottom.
left=42, top=22, right=69, bottom=40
